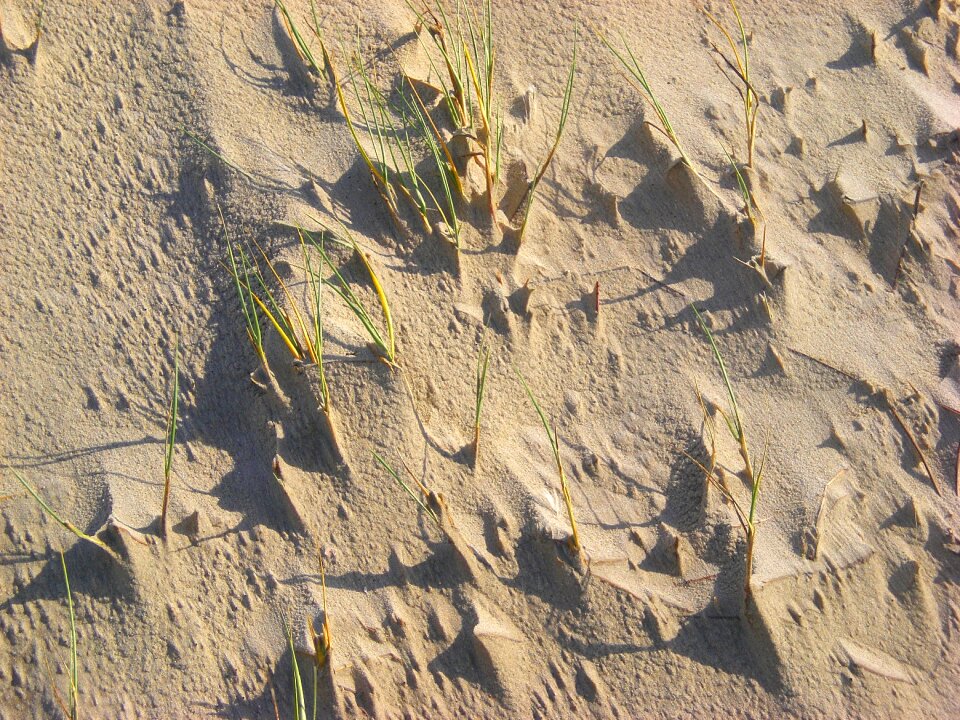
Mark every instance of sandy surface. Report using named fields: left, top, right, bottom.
left=2, top=0, right=960, bottom=717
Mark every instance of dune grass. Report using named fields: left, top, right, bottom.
left=276, top=3, right=462, bottom=242
left=689, top=304, right=767, bottom=597
left=224, top=229, right=306, bottom=368
left=350, top=46, right=462, bottom=245
left=409, top=0, right=501, bottom=216
left=597, top=28, right=695, bottom=173
left=307, top=553, right=332, bottom=720
left=63, top=552, right=79, bottom=720
left=159, top=335, right=180, bottom=538
left=46, top=551, right=80, bottom=720
left=310, top=227, right=397, bottom=366
left=515, top=370, right=581, bottom=556
left=373, top=452, right=441, bottom=528
left=222, top=207, right=336, bottom=413
left=226, top=236, right=312, bottom=366
left=513, top=31, right=577, bottom=243
left=472, top=339, right=492, bottom=460
left=704, top=0, right=759, bottom=168
left=11, top=470, right=113, bottom=555
left=403, top=79, right=463, bottom=245
left=282, top=613, right=308, bottom=720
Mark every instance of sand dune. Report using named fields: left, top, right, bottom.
left=2, top=0, right=959, bottom=717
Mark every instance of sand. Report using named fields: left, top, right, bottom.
left=2, top=0, right=960, bottom=717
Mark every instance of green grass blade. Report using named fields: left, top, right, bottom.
left=719, top=142, right=753, bottom=221
left=373, top=452, right=440, bottom=527
left=221, top=207, right=265, bottom=365
left=691, top=304, right=743, bottom=442
left=275, top=0, right=327, bottom=79
left=60, top=551, right=79, bottom=720
left=475, top=340, right=491, bottom=432
left=12, top=471, right=113, bottom=554
left=517, top=30, right=577, bottom=241
left=299, top=230, right=330, bottom=412
left=282, top=613, right=308, bottom=720
left=515, top=368, right=581, bottom=552
left=515, top=369, right=557, bottom=452
left=160, top=335, right=180, bottom=537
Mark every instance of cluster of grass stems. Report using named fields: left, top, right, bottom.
left=277, top=1, right=466, bottom=247
left=687, top=304, right=767, bottom=598
left=224, top=208, right=397, bottom=417
left=408, top=0, right=501, bottom=216
left=515, top=370, right=581, bottom=557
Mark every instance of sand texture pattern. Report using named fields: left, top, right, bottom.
left=2, top=0, right=960, bottom=718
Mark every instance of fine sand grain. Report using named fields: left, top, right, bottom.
left=2, top=0, right=960, bottom=717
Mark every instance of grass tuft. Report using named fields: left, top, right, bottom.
left=515, top=369, right=581, bottom=555
left=409, top=0, right=500, bottom=216
left=704, top=0, right=759, bottom=168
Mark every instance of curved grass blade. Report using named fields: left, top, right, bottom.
left=515, top=369, right=581, bottom=554
left=515, top=31, right=577, bottom=242
left=12, top=471, right=113, bottom=555
left=373, top=452, right=440, bottom=527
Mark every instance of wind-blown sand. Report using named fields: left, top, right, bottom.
left=2, top=0, right=960, bottom=717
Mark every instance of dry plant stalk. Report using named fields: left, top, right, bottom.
left=705, top=0, right=759, bottom=167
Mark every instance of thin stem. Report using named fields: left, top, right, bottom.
left=160, top=335, right=180, bottom=538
